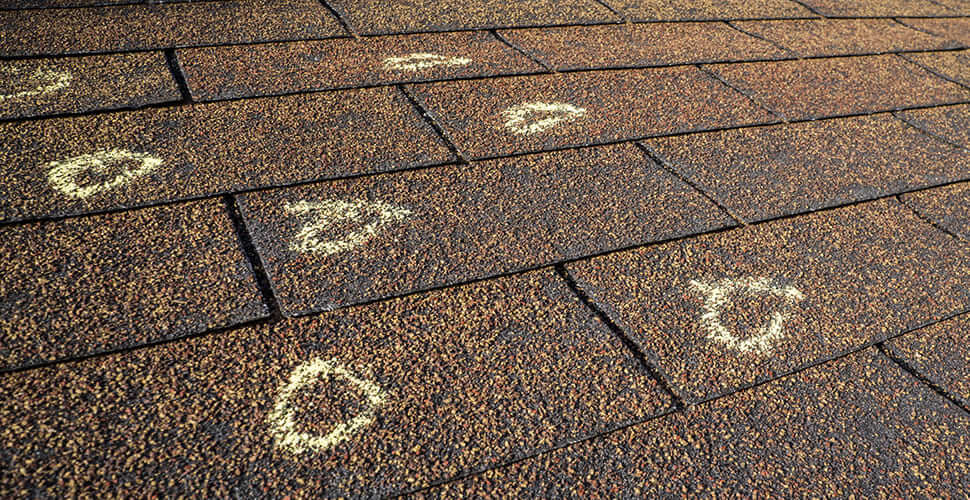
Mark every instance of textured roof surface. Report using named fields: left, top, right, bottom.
left=1, top=0, right=969, bottom=497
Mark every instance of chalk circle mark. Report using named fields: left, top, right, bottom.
left=0, top=67, right=72, bottom=101
left=382, top=53, right=473, bottom=71
left=502, top=102, right=587, bottom=135
left=267, top=358, right=387, bottom=455
left=46, top=149, right=164, bottom=199
left=284, top=199, right=412, bottom=256
left=689, top=277, right=805, bottom=354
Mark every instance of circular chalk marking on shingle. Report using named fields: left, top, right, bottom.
left=689, top=277, right=805, bottom=354
left=382, top=52, right=472, bottom=71
left=284, top=199, right=412, bottom=256
left=46, top=149, right=164, bottom=200
left=267, top=358, right=386, bottom=455
left=502, top=102, right=587, bottom=135
left=0, top=67, right=72, bottom=101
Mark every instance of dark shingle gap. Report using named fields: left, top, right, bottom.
left=694, top=63, right=790, bottom=122
left=396, top=84, right=469, bottom=163
left=163, top=48, right=193, bottom=103
left=895, top=192, right=969, bottom=241
left=589, top=0, right=628, bottom=22
left=786, top=0, right=827, bottom=17
left=891, top=107, right=970, bottom=150
left=877, top=342, right=970, bottom=414
left=490, top=29, right=558, bottom=73
left=724, top=20, right=800, bottom=57
left=224, top=194, right=283, bottom=321
left=897, top=52, right=970, bottom=90
left=317, top=0, right=358, bottom=38
left=635, top=142, right=747, bottom=225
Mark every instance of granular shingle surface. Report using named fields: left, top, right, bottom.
left=796, top=0, right=956, bottom=16
left=178, top=32, right=542, bottom=101
left=500, top=23, right=789, bottom=71
left=567, top=199, right=970, bottom=402
left=0, top=0, right=344, bottom=57
left=899, top=182, right=970, bottom=238
left=887, top=314, right=970, bottom=407
left=0, top=87, right=452, bottom=222
left=896, top=103, right=970, bottom=147
left=326, top=0, right=619, bottom=35
left=0, top=53, right=180, bottom=120
left=901, top=18, right=970, bottom=45
left=0, top=199, right=266, bottom=371
left=644, top=114, right=970, bottom=222
left=706, top=55, right=970, bottom=120
left=407, top=68, right=777, bottom=159
left=0, top=271, right=671, bottom=497
left=604, top=0, right=816, bottom=21
left=732, top=19, right=957, bottom=57
left=901, top=49, right=970, bottom=88
left=429, top=349, right=970, bottom=497
left=239, top=144, right=733, bottom=314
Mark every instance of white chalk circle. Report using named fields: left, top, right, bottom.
left=502, top=101, right=587, bottom=135
left=46, top=149, right=164, bottom=199
left=0, top=67, right=72, bottom=101
left=689, top=277, right=805, bottom=354
left=267, top=358, right=387, bottom=455
left=382, top=52, right=472, bottom=71
left=285, top=199, right=412, bottom=256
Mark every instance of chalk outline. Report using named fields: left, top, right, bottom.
left=0, top=67, right=72, bottom=101
left=267, top=357, right=387, bottom=455
left=284, top=199, right=412, bottom=256
left=46, top=148, right=163, bottom=199
left=502, top=101, right=587, bottom=135
left=382, top=52, right=473, bottom=72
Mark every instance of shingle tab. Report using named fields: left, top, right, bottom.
left=896, top=103, right=970, bottom=147
left=239, top=144, right=733, bottom=314
left=178, top=32, right=543, bottom=101
left=0, top=87, right=453, bottom=223
left=604, top=0, right=816, bottom=21
left=899, top=182, right=970, bottom=239
left=644, top=114, right=970, bottom=222
left=887, top=314, right=970, bottom=408
left=0, top=271, right=671, bottom=497
left=796, top=0, right=955, bottom=17
left=566, top=199, right=970, bottom=402
left=733, top=19, right=957, bottom=57
left=500, top=23, right=790, bottom=71
left=0, top=0, right=345, bottom=57
left=706, top=55, right=970, bottom=120
left=407, top=67, right=777, bottom=159
left=0, top=53, right=180, bottom=120
left=429, top=350, right=970, bottom=497
left=326, top=0, right=619, bottom=35
left=901, top=49, right=970, bottom=88
left=900, top=18, right=970, bottom=46
left=0, top=199, right=267, bottom=371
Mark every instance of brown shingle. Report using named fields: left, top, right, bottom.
left=500, top=22, right=790, bottom=71
left=644, top=114, right=970, bottom=222
left=0, top=53, right=180, bottom=120
left=430, top=350, right=970, bottom=497
left=732, top=19, right=958, bottom=57
left=796, top=0, right=955, bottom=16
left=0, top=87, right=452, bottom=222
left=900, top=18, right=970, bottom=46
left=887, top=314, right=970, bottom=408
left=567, top=198, right=970, bottom=401
left=900, top=49, right=970, bottom=88
left=239, top=144, right=733, bottom=314
left=706, top=55, right=970, bottom=120
left=899, top=182, right=970, bottom=239
left=0, top=271, right=671, bottom=497
left=178, top=32, right=543, bottom=101
left=326, top=0, right=619, bottom=35
left=407, top=67, right=777, bottom=159
left=0, top=199, right=267, bottom=370
left=604, top=0, right=816, bottom=21
left=0, top=0, right=345, bottom=57
left=896, top=103, right=970, bottom=147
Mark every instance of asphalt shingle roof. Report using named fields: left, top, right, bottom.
left=1, top=0, right=969, bottom=497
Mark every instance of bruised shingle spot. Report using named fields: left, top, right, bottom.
left=0, top=67, right=71, bottom=102
left=382, top=52, right=473, bottom=71
left=502, top=101, right=586, bottom=135
left=285, top=199, right=412, bottom=256
left=46, top=149, right=164, bottom=200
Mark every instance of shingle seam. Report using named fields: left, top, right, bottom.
left=555, top=264, right=688, bottom=409
left=164, top=48, right=193, bottom=103
left=896, top=52, right=970, bottom=91
left=5, top=101, right=970, bottom=230
left=0, top=0, right=229, bottom=12
left=489, top=29, right=557, bottom=73
left=317, top=0, right=358, bottom=38
left=895, top=193, right=968, bottom=242
left=396, top=84, right=469, bottom=164
left=877, top=342, right=970, bottom=415
left=696, top=63, right=790, bottom=122
left=224, top=194, right=283, bottom=321
left=922, top=0, right=961, bottom=14
left=635, top=142, right=748, bottom=226
left=785, top=0, right=826, bottom=17
left=589, top=0, right=628, bottom=22
left=723, top=20, right=800, bottom=58
left=890, top=109, right=970, bottom=151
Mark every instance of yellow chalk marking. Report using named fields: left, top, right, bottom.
left=46, top=149, right=163, bottom=199
left=502, top=101, right=587, bottom=135
left=382, top=52, right=472, bottom=71
left=0, top=67, right=72, bottom=101
left=689, top=277, right=805, bottom=354
left=285, top=199, right=412, bottom=256
left=267, top=358, right=386, bottom=455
